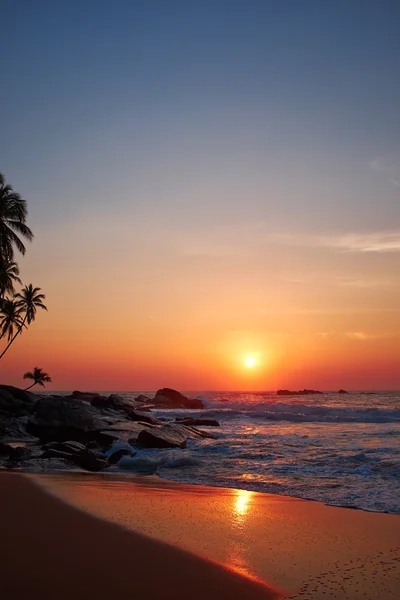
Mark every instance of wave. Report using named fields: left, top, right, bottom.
left=197, top=401, right=400, bottom=424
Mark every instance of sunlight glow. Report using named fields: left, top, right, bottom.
left=245, top=357, right=256, bottom=368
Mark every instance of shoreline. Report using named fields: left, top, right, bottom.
left=30, top=471, right=400, bottom=599
left=0, top=472, right=282, bottom=600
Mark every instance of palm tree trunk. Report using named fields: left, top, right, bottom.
left=0, top=314, right=27, bottom=360
left=24, top=382, right=36, bottom=391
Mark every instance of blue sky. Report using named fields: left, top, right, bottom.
left=1, top=1, right=400, bottom=389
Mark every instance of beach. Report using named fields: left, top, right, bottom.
left=20, top=471, right=400, bottom=600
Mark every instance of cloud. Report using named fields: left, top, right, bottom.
left=274, top=230, right=400, bottom=253
left=369, top=155, right=400, bottom=187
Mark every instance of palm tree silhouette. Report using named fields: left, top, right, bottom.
left=0, top=260, right=22, bottom=298
left=0, top=298, right=25, bottom=341
left=23, top=367, right=52, bottom=391
left=0, top=284, right=47, bottom=359
left=0, top=173, right=33, bottom=263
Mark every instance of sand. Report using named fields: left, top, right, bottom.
left=0, top=472, right=281, bottom=600
left=2, top=473, right=400, bottom=599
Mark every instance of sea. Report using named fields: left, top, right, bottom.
left=53, top=390, right=400, bottom=515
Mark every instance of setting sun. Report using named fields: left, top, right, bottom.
left=245, top=357, right=256, bottom=368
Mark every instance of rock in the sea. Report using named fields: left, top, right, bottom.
left=175, top=418, right=220, bottom=427
left=27, top=396, right=117, bottom=442
left=153, top=388, right=204, bottom=409
left=128, top=411, right=159, bottom=425
left=41, top=440, right=86, bottom=454
left=91, top=393, right=143, bottom=414
left=135, top=394, right=152, bottom=403
left=338, top=389, right=348, bottom=394
left=277, top=389, right=322, bottom=396
left=137, top=425, right=187, bottom=448
left=41, top=448, right=108, bottom=471
left=0, top=416, right=33, bottom=440
left=0, top=385, right=37, bottom=417
left=107, top=448, right=135, bottom=465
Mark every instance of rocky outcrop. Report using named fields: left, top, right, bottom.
left=135, top=394, right=152, bottom=403
left=91, top=393, right=144, bottom=414
left=338, top=389, right=348, bottom=394
left=277, top=389, right=323, bottom=396
left=26, top=396, right=118, bottom=442
left=137, top=425, right=187, bottom=448
left=0, top=385, right=37, bottom=417
left=175, top=418, right=220, bottom=427
left=108, top=448, right=135, bottom=465
left=128, top=411, right=158, bottom=425
left=41, top=448, right=108, bottom=471
left=153, top=388, right=204, bottom=409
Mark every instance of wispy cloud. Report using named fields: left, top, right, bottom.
left=369, top=155, right=400, bottom=187
left=274, top=230, right=400, bottom=253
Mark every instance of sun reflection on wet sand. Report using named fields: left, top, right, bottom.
left=233, top=489, right=254, bottom=523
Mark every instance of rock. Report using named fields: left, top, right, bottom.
left=108, top=448, right=135, bottom=465
left=69, top=391, right=107, bottom=403
left=4, top=457, right=80, bottom=472
left=91, top=394, right=143, bottom=414
left=137, top=425, right=187, bottom=449
left=26, top=396, right=118, bottom=442
left=41, top=441, right=86, bottom=454
left=41, top=448, right=108, bottom=471
left=0, top=416, right=32, bottom=440
left=175, top=418, right=220, bottom=427
left=8, top=446, right=32, bottom=461
left=338, top=389, right=348, bottom=394
left=153, top=388, right=204, bottom=409
left=0, top=441, right=12, bottom=456
left=0, top=385, right=37, bottom=417
left=277, top=389, right=323, bottom=396
left=128, top=411, right=159, bottom=425
left=135, top=394, right=152, bottom=403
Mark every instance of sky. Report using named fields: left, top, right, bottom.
left=1, top=0, right=399, bottom=391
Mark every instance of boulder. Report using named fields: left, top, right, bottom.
left=135, top=394, right=152, bottom=403
left=128, top=411, right=159, bottom=425
left=108, top=448, right=135, bottom=465
left=153, top=388, right=204, bottom=409
left=8, top=446, right=32, bottom=461
left=0, top=441, right=12, bottom=456
left=91, top=394, right=143, bottom=414
left=175, top=418, right=220, bottom=427
left=69, top=391, right=107, bottom=403
left=41, top=448, right=108, bottom=471
left=137, top=425, right=187, bottom=449
left=0, top=385, right=37, bottom=417
left=41, top=441, right=86, bottom=454
left=26, top=396, right=117, bottom=442
left=338, top=389, right=348, bottom=394
left=4, top=457, right=80, bottom=472
left=0, top=416, right=33, bottom=440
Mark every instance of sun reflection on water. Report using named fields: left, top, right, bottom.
left=233, top=489, right=254, bottom=523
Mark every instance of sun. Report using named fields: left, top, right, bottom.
left=244, top=357, right=256, bottom=368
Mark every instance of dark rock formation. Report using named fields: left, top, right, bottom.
left=277, top=389, right=323, bottom=396
left=91, top=393, right=143, bottom=414
left=135, top=394, right=152, bottom=403
left=8, top=446, right=32, bottom=461
left=128, top=411, right=158, bottom=425
left=338, top=389, right=348, bottom=394
left=175, top=418, right=220, bottom=427
left=153, top=388, right=204, bottom=409
left=27, top=396, right=117, bottom=442
left=107, top=448, right=135, bottom=465
left=0, top=385, right=37, bottom=417
left=41, top=448, right=108, bottom=471
left=0, top=441, right=12, bottom=456
left=137, top=425, right=187, bottom=448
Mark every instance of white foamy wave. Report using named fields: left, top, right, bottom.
left=201, top=401, right=400, bottom=423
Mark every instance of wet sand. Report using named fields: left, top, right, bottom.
left=34, top=472, right=400, bottom=600
left=0, top=473, right=281, bottom=600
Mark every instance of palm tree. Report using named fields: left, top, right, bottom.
left=0, top=298, right=25, bottom=341
left=0, top=284, right=47, bottom=359
left=23, top=367, right=52, bottom=391
left=0, top=173, right=34, bottom=263
left=0, top=260, right=22, bottom=298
